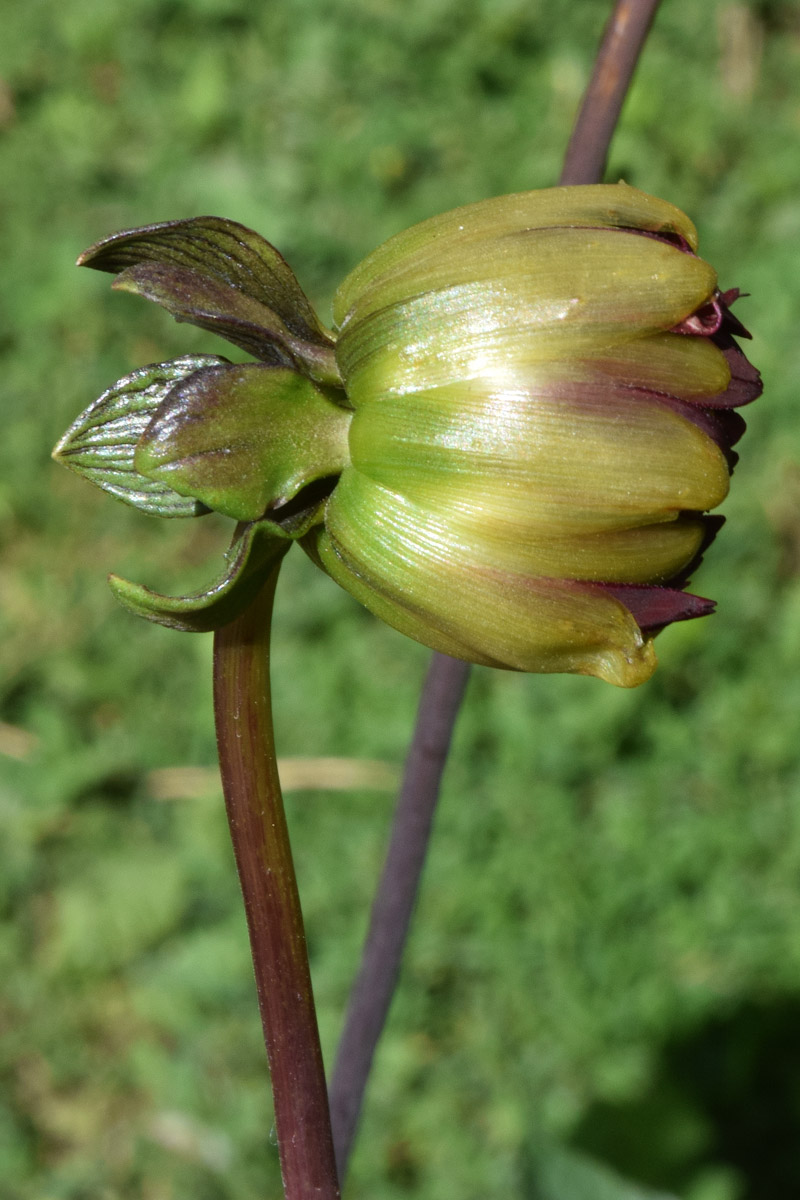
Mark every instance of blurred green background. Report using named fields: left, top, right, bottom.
left=2, top=1, right=799, bottom=1197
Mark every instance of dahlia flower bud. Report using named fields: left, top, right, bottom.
left=309, top=184, right=760, bottom=686
left=54, top=184, right=760, bottom=686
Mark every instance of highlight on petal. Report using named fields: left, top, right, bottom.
left=135, top=365, right=352, bottom=523
left=348, top=378, right=731, bottom=532
left=52, top=356, right=227, bottom=516
left=336, top=227, right=717, bottom=383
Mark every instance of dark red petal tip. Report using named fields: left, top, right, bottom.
left=718, top=289, right=753, bottom=340
left=600, top=584, right=716, bottom=633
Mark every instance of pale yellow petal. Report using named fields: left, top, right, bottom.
left=334, top=182, right=699, bottom=324
left=311, top=469, right=659, bottom=687
left=443, top=514, right=706, bottom=584
left=573, top=332, right=730, bottom=400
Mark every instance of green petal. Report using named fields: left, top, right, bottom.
left=52, top=356, right=226, bottom=516
left=337, top=230, right=716, bottom=397
left=135, top=364, right=351, bottom=522
left=109, top=520, right=290, bottom=632
left=310, top=469, right=658, bottom=687
left=573, top=332, right=730, bottom=401
left=425, top=510, right=707, bottom=584
left=114, top=263, right=340, bottom=385
left=78, top=215, right=330, bottom=346
left=324, top=470, right=706, bottom=583
left=335, top=182, right=699, bottom=325
left=348, top=378, right=730, bottom=532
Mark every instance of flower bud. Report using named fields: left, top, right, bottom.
left=306, top=184, right=761, bottom=687
left=56, top=185, right=760, bottom=685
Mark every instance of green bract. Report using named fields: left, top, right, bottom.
left=55, top=184, right=761, bottom=686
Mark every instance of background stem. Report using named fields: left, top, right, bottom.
left=559, top=0, right=662, bottom=186
left=329, top=652, right=470, bottom=1176
left=213, top=558, right=340, bottom=1200
left=328, top=0, right=664, bottom=1181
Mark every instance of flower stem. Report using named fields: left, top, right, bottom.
left=213, top=555, right=340, bottom=1200
left=328, top=0, right=664, bottom=1182
left=559, top=0, right=662, bottom=186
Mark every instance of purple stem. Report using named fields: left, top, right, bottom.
left=559, top=0, right=662, bottom=186
left=329, top=652, right=471, bottom=1175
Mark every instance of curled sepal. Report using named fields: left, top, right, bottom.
left=52, top=356, right=227, bottom=516
left=108, top=519, right=291, bottom=632
left=77, top=216, right=332, bottom=349
left=135, top=364, right=352, bottom=522
left=113, top=262, right=341, bottom=386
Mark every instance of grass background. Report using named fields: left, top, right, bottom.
left=2, top=1, right=800, bottom=1197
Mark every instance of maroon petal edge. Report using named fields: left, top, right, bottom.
left=704, top=333, right=763, bottom=409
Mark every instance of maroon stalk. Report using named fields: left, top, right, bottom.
left=328, top=0, right=665, bottom=1181
left=213, top=558, right=340, bottom=1200
left=559, top=0, right=662, bottom=186
left=329, top=652, right=470, bottom=1175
